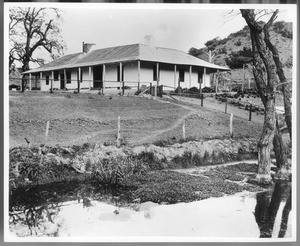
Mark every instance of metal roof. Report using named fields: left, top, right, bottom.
left=23, top=43, right=230, bottom=74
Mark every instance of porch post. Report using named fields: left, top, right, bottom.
left=40, top=72, right=42, bottom=89
left=216, top=69, right=219, bottom=93
left=64, top=69, right=67, bottom=89
left=137, top=60, right=141, bottom=91
left=88, top=66, right=92, bottom=90
left=119, top=62, right=123, bottom=95
left=29, top=73, right=32, bottom=90
left=189, top=65, right=192, bottom=88
left=51, top=71, right=54, bottom=92
left=155, top=63, right=159, bottom=97
left=78, top=67, right=81, bottom=93
left=202, top=67, right=206, bottom=87
left=102, top=64, right=106, bottom=95
left=174, top=65, right=177, bottom=89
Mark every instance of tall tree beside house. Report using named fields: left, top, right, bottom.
left=240, top=9, right=291, bottom=183
left=9, top=7, right=66, bottom=91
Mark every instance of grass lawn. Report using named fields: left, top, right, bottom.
left=9, top=91, right=262, bottom=148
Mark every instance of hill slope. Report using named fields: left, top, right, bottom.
left=189, top=21, right=293, bottom=87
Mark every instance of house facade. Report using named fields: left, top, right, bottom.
left=23, top=43, right=229, bottom=92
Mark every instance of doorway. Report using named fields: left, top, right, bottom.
left=60, top=72, right=65, bottom=89
left=93, top=66, right=103, bottom=88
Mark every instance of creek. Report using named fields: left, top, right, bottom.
left=8, top=178, right=292, bottom=240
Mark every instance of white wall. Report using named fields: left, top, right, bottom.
left=38, top=62, right=214, bottom=91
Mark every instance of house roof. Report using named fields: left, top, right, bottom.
left=23, top=43, right=230, bottom=74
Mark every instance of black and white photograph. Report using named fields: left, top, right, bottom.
left=3, top=1, right=298, bottom=242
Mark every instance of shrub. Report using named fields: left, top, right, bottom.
left=92, top=156, right=146, bottom=186
left=188, top=87, right=200, bottom=94
left=285, top=55, right=293, bottom=68
left=225, top=47, right=253, bottom=69
left=273, top=21, right=293, bottom=39
left=205, top=37, right=221, bottom=51
left=219, top=46, right=227, bottom=54
left=137, top=151, right=165, bottom=170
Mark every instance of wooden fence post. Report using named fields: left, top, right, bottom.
left=117, top=116, right=121, bottom=147
left=225, top=98, right=228, bottom=114
left=230, top=113, right=233, bottom=138
left=45, top=121, right=50, bottom=144
left=182, top=118, right=186, bottom=140
left=249, top=104, right=252, bottom=121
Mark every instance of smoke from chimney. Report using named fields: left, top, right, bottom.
left=144, top=35, right=155, bottom=47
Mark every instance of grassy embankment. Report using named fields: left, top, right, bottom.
left=9, top=91, right=265, bottom=208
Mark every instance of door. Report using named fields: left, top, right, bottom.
left=93, top=66, right=103, bottom=88
left=60, top=72, right=65, bottom=89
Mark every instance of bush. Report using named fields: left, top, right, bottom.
left=273, top=21, right=292, bottom=39
left=225, top=47, right=253, bottom=69
left=235, top=39, right=242, bottom=46
left=137, top=152, right=166, bottom=170
left=205, top=37, right=221, bottom=51
left=92, top=156, right=146, bottom=186
left=285, top=55, right=293, bottom=68
left=188, top=87, right=200, bottom=94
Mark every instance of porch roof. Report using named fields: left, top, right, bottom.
left=23, top=43, right=230, bottom=74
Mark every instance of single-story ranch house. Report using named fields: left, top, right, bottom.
left=23, top=42, right=230, bottom=93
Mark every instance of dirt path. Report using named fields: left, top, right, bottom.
left=131, top=99, right=198, bottom=145
left=173, top=160, right=258, bottom=176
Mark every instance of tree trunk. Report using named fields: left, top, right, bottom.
left=241, top=9, right=279, bottom=184
left=273, top=114, right=290, bottom=180
left=256, top=98, right=275, bottom=183
left=255, top=181, right=291, bottom=238
left=264, top=23, right=292, bottom=140
left=278, top=189, right=292, bottom=238
left=21, top=59, right=30, bottom=93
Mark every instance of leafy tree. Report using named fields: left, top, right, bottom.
left=273, top=21, right=293, bottom=39
left=204, top=37, right=221, bottom=51
left=188, top=47, right=209, bottom=61
left=9, top=7, right=66, bottom=91
left=225, top=47, right=253, bottom=69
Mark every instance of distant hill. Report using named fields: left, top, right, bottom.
left=189, top=21, right=293, bottom=88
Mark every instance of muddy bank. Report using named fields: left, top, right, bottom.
left=9, top=137, right=258, bottom=183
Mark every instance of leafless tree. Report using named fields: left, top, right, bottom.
left=9, top=7, right=66, bottom=91
left=240, top=9, right=292, bottom=183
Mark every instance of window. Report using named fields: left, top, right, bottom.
left=66, top=71, right=71, bottom=84
left=179, top=69, right=185, bottom=82
left=54, top=71, right=59, bottom=80
left=46, top=76, right=49, bottom=85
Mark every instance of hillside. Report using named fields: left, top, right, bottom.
left=189, top=21, right=293, bottom=87
left=9, top=91, right=262, bottom=148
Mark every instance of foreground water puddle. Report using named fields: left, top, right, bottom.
left=9, top=181, right=293, bottom=239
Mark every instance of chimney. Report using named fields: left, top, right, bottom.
left=144, top=35, right=155, bottom=47
left=82, top=42, right=95, bottom=53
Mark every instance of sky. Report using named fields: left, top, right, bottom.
left=5, top=3, right=297, bottom=65
left=56, top=4, right=296, bottom=55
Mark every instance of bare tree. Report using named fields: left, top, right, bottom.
left=9, top=7, right=66, bottom=91
left=240, top=9, right=292, bottom=183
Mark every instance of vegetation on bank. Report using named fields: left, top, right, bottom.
left=9, top=139, right=263, bottom=210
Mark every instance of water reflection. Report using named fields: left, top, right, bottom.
left=254, top=181, right=291, bottom=238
